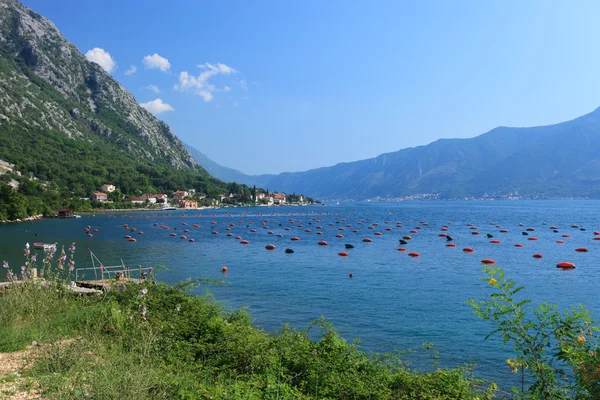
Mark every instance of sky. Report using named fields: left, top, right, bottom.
left=21, top=0, right=600, bottom=175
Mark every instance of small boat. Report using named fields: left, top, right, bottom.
left=161, top=206, right=177, bottom=211
left=33, top=242, right=55, bottom=250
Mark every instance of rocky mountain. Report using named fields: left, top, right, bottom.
left=0, top=0, right=243, bottom=206
left=0, top=0, right=196, bottom=168
left=190, top=108, right=600, bottom=199
left=184, top=144, right=274, bottom=188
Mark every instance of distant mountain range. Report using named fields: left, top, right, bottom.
left=188, top=108, right=600, bottom=199
left=184, top=144, right=274, bottom=189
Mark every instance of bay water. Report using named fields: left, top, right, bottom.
left=2, top=200, right=599, bottom=389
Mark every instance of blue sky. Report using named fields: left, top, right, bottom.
left=22, top=0, right=600, bottom=175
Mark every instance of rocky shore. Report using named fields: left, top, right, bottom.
left=0, top=214, right=43, bottom=224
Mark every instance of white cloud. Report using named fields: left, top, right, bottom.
left=145, top=84, right=161, bottom=93
left=240, top=80, right=247, bottom=90
left=85, top=48, right=116, bottom=73
left=140, top=98, right=174, bottom=114
left=142, top=53, right=171, bottom=72
left=174, top=62, right=237, bottom=102
left=124, top=65, right=137, bottom=76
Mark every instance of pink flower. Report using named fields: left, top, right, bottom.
left=2, top=261, right=8, bottom=269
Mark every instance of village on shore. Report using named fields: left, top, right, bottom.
left=87, top=184, right=316, bottom=211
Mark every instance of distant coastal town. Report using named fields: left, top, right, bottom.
left=87, top=183, right=316, bottom=210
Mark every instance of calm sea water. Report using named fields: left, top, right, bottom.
left=2, top=200, right=600, bottom=389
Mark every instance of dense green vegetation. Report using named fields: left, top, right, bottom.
left=0, top=247, right=495, bottom=399
left=0, top=46, right=258, bottom=220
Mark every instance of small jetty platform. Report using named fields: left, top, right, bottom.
left=75, top=277, right=151, bottom=291
left=73, top=250, right=155, bottom=292
left=1, top=251, right=154, bottom=296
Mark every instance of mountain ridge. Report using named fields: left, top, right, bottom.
left=0, top=0, right=197, bottom=169
left=0, top=0, right=251, bottom=220
left=189, top=107, right=600, bottom=199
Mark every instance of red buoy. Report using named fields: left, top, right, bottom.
left=349, top=273, right=354, bottom=278
left=463, top=247, right=474, bottom=252
left=338, top=252, right=349, bottom=257
left=490, top=240, right=500, bottom=244
left=362, top=238, right=372, bottom=243
left=397, top=247, right=407, bottom=251
left=556, top=240, right=564, bottom=244
left=318, top=241, right=328, bottom=246
left=402, top=235, right=411, bottom=240
left=481, top=259, right=495, bottom=264
left=221, top=266, right=228, bottom=272
left=291, top=237, right=300, bottom=241
left=533, top=253, right=542, bottom=259
left=514, top=243, right=523, bottom=247
left=408, top=252, right=420, bottom=257
left=265, top=244, right=276, bottom=250
left=471, top=231, right=480, bottom=235
left=556, top=262, right=575, bottom=269
left=374, top=232, right=383, bottom=236
left=528, top=237, right=538, bottom=241
left=446, top=243, right=456, bottom=247
left=500, top=229, right=508, bottom=233
left=576, top=248, right=588, bottom=252
left=240, top=240, right=249, bottom=245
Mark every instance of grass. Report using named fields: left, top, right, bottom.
left=0, top=278, right=496, bottom=399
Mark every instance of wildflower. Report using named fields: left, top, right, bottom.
left=2, top=261, right=8, bottom=269
left=31, top=255, right=36, bottom=262
left=488, top=278, right=497, bottom=286
left=140, top=288, right=148, bottom=297
left=138, top=304, right=147, bottom=320
left=507, top=359, right=521, bottom=374
left=25, top=243, right=29, bottom=249
left=176, top=304, right=181, bottom=312
left=577, top=333, right=586, bottom=344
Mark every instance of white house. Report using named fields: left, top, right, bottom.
left=101, top=184, right=116, bottom=193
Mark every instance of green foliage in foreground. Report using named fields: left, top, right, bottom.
left=469, top=265, right=600, bottom=399
left=0, top=280, right=492, bottom=399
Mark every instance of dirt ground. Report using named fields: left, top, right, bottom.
left=0, top=345, right=42, bottom=399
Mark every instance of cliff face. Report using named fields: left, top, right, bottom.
left=0, top=0, right=196, bottom=168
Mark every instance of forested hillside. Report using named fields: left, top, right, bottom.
left=0, top=0, right=243, bottom=219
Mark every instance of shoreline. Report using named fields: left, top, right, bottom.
left=0, top=214, right=43, bottom=224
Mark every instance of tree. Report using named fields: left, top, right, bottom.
left=108, top=188, right=122, bottom=202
